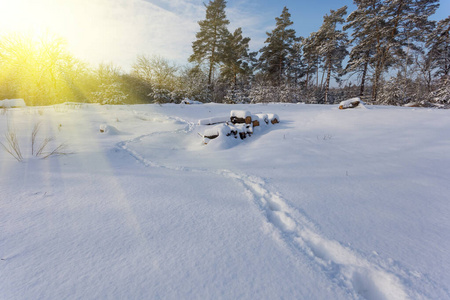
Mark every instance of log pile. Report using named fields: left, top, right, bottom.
left=200, top=110, right=280, bottom=144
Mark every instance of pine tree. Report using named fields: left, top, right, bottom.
left=189, top=0, right=230, bottom=88
left=316, top=6, right=349, bottom=103
left=371, top=0, right=438, bottom=102
left=302, top=33, right=321, bottom=91
left=426, top=16, right=450, bottom=106
left=258, top=7, right=297, bottom=85
left=344, top=0, right=381, bottom=98
left=427, top=16, right=450, bottom=78
left=287, top=40, right=306, bottom=87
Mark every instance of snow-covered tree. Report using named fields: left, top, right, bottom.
left=92, top=82, right=128, bottom=105
left=433, top=76, right=450, bottom=105
left=344, top=0, right=381, bottom=97
left=316, top=6, right=349, bottom=103
left=178, top=65, right=209, bottom=102
left=287, top=40, right=306, bottom=87
left=370, top=0, right=438, bottom=102
left=132, top=55, right=179, bottom=91
left=302, top=33, right=321, bottom=91
left=427, top=16, right=450, bottom=78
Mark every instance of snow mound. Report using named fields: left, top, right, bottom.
left=99, top=124, right=122, bottom=135
left=0, top=99, right=26, bottom=108
left=181, top=98, right=202, bottom=105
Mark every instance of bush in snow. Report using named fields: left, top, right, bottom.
left=149, top=88, right=172, bottom=104
left=0, top=124, right=23, bottom=161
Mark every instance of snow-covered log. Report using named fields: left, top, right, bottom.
left=339, top=98, right=361, bottom=109
left=254, top=114, right=269, bottom=125
left=203, top=126, right=222, bottom=139
left=230, top=110, right=252, bottom=124
left=198, top=116, right=229, bottom=125
left=267, top=113, right=280, bottom=124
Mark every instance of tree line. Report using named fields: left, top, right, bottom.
left=0, top=0, right=448, bottom=106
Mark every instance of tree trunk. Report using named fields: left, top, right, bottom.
left=372, top=57, right=382, bottom=102
left=305, top=71, right=310, bottom=91
left=324, top=59, right=332, bottom=103
left=208, top=26, right=218, bottom=86
left=360, top=58, right=369, bottom=97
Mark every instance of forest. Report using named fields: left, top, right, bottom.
left=0, top=0, right=449, bottom=107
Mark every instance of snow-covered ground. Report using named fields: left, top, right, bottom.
left=1, top=103, right=449, bottom=300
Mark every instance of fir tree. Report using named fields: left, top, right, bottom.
left=258, top=7, right=297, bottom=85
left=220, top=27, right=252, bottom=86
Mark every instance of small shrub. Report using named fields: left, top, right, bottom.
left=1, top=120, right=69, bottom=161
left=0, top=124, right=23, bottom=161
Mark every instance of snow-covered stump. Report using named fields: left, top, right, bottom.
left=99, top=124, right=122, bottom=135
left=339, top=98, right=361, bottom=109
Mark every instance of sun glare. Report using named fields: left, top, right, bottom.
left=0, top=0, right=126, bottom=67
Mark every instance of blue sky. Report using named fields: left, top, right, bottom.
left=224, top=0, right=448, bottom=49
left=0, top=0, right=448, bottom=69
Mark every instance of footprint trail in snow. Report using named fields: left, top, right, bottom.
left=218, top=171, right=412, bottom=300
left=117, top=112, right=435, bottom=300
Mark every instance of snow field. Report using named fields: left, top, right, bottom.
left=1, top=103, right=449, bottom=299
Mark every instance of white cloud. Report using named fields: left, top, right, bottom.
left=0, top=0, right=282, bottom=69
left=0, top=0, right=204, bottom=69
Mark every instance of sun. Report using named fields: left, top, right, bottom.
left=0, top=0, right=68, bottom=38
